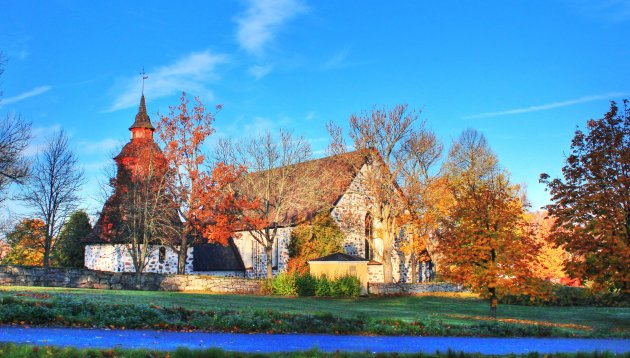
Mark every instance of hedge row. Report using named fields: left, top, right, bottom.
left=264, top=273, right=361, bottom=297
left=499, top=285, right=629, bottom=307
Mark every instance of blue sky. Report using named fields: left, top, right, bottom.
left=1, top=0, right=629, bottom=220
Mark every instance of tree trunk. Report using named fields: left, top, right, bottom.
left=43, top=234, right=52, bottom=268
left=410, top=252, right=416, bottom=283
left=489, top=286, right=498, bottom=319
left=382, top=245, right=393, bottom=283
left=177, top=234, right=188, bottom=274
left=43, top=249, right=51, bottom=268
left=265, top=244, right=274, bottom=278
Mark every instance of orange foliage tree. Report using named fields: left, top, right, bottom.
left=526, top=211, right=568, bottom=282
left=540, top=100, right=629, bottom=292
left=1, top=218, right=46, bottom=266
left=439, top=129, right=539, bottom=318
left=157, top=93, right=257, bottom=274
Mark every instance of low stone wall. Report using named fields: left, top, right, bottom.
left=368, top=282, right=463, bottom=295
left=0, top=265, right=261, bottom=294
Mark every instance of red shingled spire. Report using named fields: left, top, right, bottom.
left=129, top=95, right=155, bottom=140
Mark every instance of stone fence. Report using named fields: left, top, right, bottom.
left=368, top=282, right=464, bottom=295
left=0, top=265, right=262, bottom=294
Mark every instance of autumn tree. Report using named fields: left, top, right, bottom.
left=0, top=52, right=31, bottom=204
left=51, top=210, right=92, bottom=268
left=20, top=131, right=84, bottom=268
left=287, top=211, right=344, bottom=274
left=157, top=93, right=255, bottom=274
left=1, top=218, right=46, bottom=266
left=540, top=100, right=629, bottom=292
left=327, top=104, right=442, bottom=283
left=439, top=129, right=539, bottom=318
left=117, top=147, right=178, bottom=275
left=526, top=211, right=568, bottom=281
left=215, top=130, right=316, bottom=278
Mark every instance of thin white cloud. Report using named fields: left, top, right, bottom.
left=568, top=0, right=630, bottom=22
left=463, top=93, right=627, bottom=119
left=78, top=138, right=121, bottom=155
left=235, top=0, right=306, bottom=55
left=322, top=48, right=349, bottom=70
left=108, top=50, right=228, bottom=112
left=0, top=86, right=51, bottom=106
left=248, top=64, right=273, bottom=79
left=305, top=111, right=316, bottom=121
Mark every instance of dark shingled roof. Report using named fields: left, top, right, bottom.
left=129, top=95, right=155, bottom=130
left=309, top=252, right=369, bottom=262
left=192, top=238, right=246, bottom=271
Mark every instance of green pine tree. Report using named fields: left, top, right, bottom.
left=52, top=210, right=92, bottom=267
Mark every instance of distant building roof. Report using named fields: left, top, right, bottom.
left=192, top=239, right=246, bottom=271
left=309, top=252, right=369, bottom=262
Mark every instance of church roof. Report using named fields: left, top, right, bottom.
left=236, top=149, right=373, bottom=227
left=192, top=239, right=246, bottom=271
left=129, top=95, right=155, bottom=130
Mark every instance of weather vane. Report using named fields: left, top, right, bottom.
left=140, top=67, right=149, bottom=95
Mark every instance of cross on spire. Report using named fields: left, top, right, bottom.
left=140, top=67, right=148, bottom=95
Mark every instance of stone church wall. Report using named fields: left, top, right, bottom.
left=0, top=265, right=261, bottom=293
left=233, top=227, right=293, bottom=278
left=331, top=163, right=415, bottom=283
left=85, top=245, right=201, bottom=275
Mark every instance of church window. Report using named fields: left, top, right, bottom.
left=364, top=213, right=374, bottom=260
left=159, top=247, right=166, bottom=263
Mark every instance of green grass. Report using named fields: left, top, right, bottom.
left=0, top=344, right=627, bottom=358
left=0, top=286, right=628, bottom=337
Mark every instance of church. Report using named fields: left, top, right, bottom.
left=84, top=95, right=431, bottom=283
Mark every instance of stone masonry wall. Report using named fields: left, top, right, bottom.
left=0, top=265, right=261, bottom=294
left=368, top=282, right=464, bottom=295
left=85, top=245, right=194, bottom=274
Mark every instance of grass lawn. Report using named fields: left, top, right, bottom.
left=0, top=286, right=628, bottom=337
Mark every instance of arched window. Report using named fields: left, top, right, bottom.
left=364, top=213, right=374, bottom=260
left=159, top=247, right=166, bottom=264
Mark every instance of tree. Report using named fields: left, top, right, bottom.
left=20, top=130, right=84, bottom=268
left=51, top=210, right=92, bottom=268
left=216, top=130, right=316, bottom=278
left=439, top=129, right=539, bottom=318
left=117, top=142, right=178, bottom=275
left=328, top=104, right=442, bottom=283
left=526, top=211, right=568, bottom=282
left=0, top=52, right=31, bottom=204
left=540, top=100, right=629, bottom=292
left=287, top=211, right=344, bottom=274
left=157, top=93, right=255, bottom=274
left=1, top=218, right=46, bottom=266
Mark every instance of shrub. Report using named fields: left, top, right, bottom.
left=267, top=272, right=361, bottom=297
left=315, top=276, right=332, bottom=297
left=331, top=275, right=361, bottom=297
left=295, top=273, right=317, bottom=296
left=499, top=283, right=630, bottom=307
left=269, top=272, right=297, bottom=296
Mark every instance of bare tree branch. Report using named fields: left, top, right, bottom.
left=20, top=130, right=84, bottom=268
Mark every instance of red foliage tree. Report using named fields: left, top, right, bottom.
left=157, top=93, right=257, bottom=273
left=540, top=100, right=629, bottom=292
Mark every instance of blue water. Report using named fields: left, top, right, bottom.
left=1, top=327, right=629, bottom=354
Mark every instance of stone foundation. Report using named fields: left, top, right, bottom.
left=0, top=265, right=261, bottom=294
left=368, top=282, right=463, bottom=295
